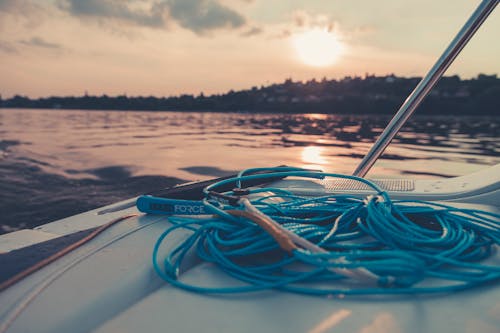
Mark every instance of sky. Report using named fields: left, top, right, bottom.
left=0, top=0, right=498, bottom=98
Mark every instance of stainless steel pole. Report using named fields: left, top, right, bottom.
left=353, top=0, right=498, bottom=177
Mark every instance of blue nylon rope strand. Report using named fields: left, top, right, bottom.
left=152, top=168, right=500, bottom=296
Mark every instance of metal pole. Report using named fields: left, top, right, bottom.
left=353, top=0, right=498, bottom=177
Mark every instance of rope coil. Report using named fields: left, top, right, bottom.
left=152, top=168, right=500, bottom=296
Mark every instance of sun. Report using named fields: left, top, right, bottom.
left=291, top=29, right=344, bottom=67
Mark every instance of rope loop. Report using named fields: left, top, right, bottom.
left=153, top=167, right=500, bottom=296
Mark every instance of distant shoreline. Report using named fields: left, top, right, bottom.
left=2, top=74, right=499, bottom=116
left=2, top=108, right=499, bottom=121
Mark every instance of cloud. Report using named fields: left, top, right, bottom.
left=292, top=10, right=338, bottom=32
left=0, top=0, right=36, bottom=14
left=240, top=26, right=262, bottom=37
left=0, top=0, right=46, bottom=28
left=57, top=0, right=247, bottom=35
left=267, top=10, right=351, bottom=40
left=270, top=29, right=291, bottom=40
left=0, top=40, right=17, bottom=53
left=167, top=0, right=245, bottom=34
left=265, top=11, right=335, bottom=40
left=57, top=0, right=167, bottom=28
left=19, top=37, right=62, bottom=49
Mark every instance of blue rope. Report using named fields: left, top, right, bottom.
left=152, top=167, right=500, bottom=296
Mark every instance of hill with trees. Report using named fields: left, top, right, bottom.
left=1, top=74, right=498, bottom=115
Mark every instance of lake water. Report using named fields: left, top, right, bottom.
left=1, top=108, right=499, bottom=233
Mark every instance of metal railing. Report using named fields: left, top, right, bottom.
left=353, top=0, right=498, bottom=177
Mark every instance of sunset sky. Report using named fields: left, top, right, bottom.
left=0, top=0, right=498, bottom=98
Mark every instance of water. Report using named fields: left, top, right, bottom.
left=1, top=108, right=499, bottom=233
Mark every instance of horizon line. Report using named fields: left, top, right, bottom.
left=2, top=72, right=498, bottom=100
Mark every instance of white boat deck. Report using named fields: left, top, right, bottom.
left=0, top=165, right=499, bottom=333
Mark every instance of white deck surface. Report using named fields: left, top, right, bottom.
left=0, top=209, right=499, bottom=333
left=1, top=166, right=499, bottom=333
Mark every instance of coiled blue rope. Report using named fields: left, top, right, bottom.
left=152, top=167, right=500, bottom=296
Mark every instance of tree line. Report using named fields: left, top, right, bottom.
left=1, top=74, right=498, bottom=115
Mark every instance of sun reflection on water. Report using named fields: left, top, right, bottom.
left=304, top=114, right=328, bottom=121
left=301, top=146, right=327, bottom=169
